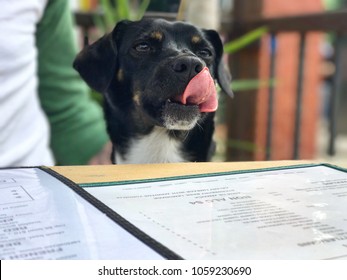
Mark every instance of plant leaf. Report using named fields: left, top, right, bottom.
left=117, top=0, right=131, bottom=21
left=227, top=139, right=264, bottom=153
left=224, top=26, right=268, bottom=54
left=217, top=79, right=276, bottom=92
left=231, top=79, right=276, bottom=91
left=93, top=14, right=106, bottom=35
left=136, top=0, right=151, bottom=20
left=100, top=0, right=117, bottom=28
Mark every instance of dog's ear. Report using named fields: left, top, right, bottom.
left=73, top=33, right=116, bottom=93
left=73, top=21, right=130, bottom=93
left=203, top=30, right=234, bottom=98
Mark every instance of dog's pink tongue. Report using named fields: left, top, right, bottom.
left=176, top=67, right=218, bottom=112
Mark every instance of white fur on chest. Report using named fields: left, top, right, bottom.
left=115, top=127, right=187, bottom=164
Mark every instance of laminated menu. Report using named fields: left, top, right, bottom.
left=1, top=164, right=347, bottom=259
left=0, top=167, right=163, bottom=260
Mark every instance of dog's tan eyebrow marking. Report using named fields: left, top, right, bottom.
left=133, top=91, right=141, bottom=105
left=191, top=35, right=202, bottom=44
left=150, top=31, right=163, bottom=41
left=117, top=69, right=124, bottom=81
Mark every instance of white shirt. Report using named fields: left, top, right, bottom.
left=0, top=0, right=54, bottom=166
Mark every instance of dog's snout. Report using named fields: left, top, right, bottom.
left=172, top=56, right=204, bottom=80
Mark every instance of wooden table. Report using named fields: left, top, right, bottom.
left=52, top=160, right=312, bottom=185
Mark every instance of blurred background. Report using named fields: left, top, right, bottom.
left=71, top=0, right=347, bottom=166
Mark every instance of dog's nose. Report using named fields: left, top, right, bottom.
left=172, top=56, right=204, bottom=80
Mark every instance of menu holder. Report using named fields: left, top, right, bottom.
left=1, top=163, right=347, bottom=260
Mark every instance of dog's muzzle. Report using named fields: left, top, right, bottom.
left=161, top=67, right=218, bottom=130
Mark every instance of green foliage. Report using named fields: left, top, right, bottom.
left=227, top=139, right=263, bottom=153
left=95, top=0, right=150, bottom=32
left=231, top=79, right=276, bottom=91
left=224, top=26, right=268, bottom=54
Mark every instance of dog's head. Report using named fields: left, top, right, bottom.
left=74, top=18, right=232, bottom=131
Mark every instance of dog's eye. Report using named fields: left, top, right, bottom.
left=197, top=49, right=212, bottom=58
left=134, top=42, right=151, bottom=52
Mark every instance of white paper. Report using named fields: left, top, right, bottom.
left=0, top=168, right=163, bottom=260
left=86, top=165, right=347, bottom=260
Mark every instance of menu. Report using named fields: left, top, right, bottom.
left=85, top=165, right=347, bottom=259
left=0, top=168, right=162, bottom=260
left=1, top=164, right=347, bottom=260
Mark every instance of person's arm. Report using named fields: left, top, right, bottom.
left=36, top=0, right=111, bottom=165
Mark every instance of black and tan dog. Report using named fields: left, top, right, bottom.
left=73, top=18, right=232, bottom=164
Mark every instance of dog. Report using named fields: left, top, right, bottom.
left=73, top=18, right=233, bottom=164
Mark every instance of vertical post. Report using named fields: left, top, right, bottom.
left=83, top=27, right=89, bottom=47
left=293, top=32, right=306, bottom=160
left=328, top=33, right=343, bottom=156
left=225, top=0, right=263, bottom=161
left=266, top=33, right=277, bottom=160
